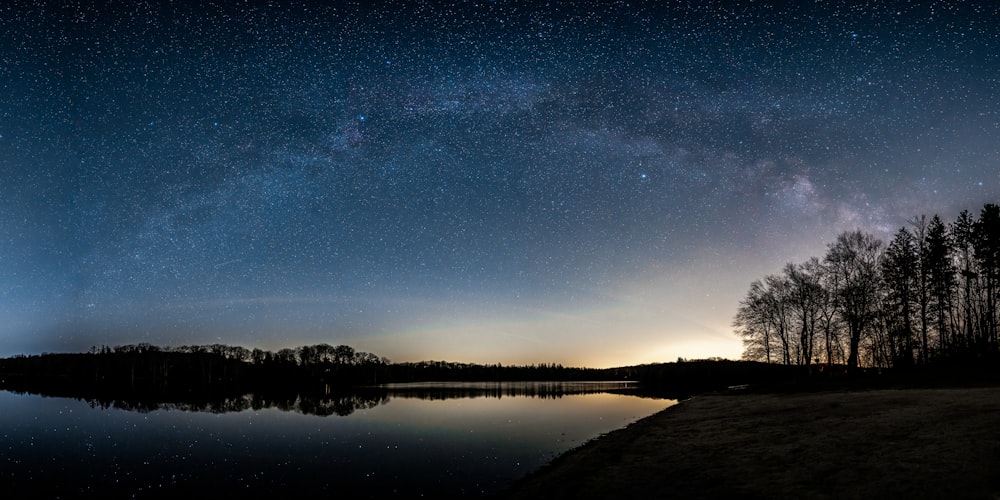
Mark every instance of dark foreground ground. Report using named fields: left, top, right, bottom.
left=501, top=387, right=1000, bottom=499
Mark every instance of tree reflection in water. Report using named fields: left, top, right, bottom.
left=9, top=381, right=648, bottom=416
left=0, top=381, right=673, bottom=497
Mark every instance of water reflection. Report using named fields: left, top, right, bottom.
left=6, top=380, right=651, bottom=417
left=76, top=390, right=390, bottom=417
left=382, top=380, right=643, bottom=400
left=0, top=383, right=674, bottom=497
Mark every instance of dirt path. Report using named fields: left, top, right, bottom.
left=501, top=387, right=1000, bottom=499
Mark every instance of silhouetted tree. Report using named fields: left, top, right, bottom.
left=824, top=231, right=883, bottom=370
left=734, top=279, right=776, bottom=363
left=952, top=209, right=978, bottom=350
left=785, top=260, right=824, bottom=366
left=275, top=348, right=298, bottom=365
left=737, top=203, right=1000, bottom=371
left=910, top=215, right=932, bottom=363
left=973, top=204, right=1000, bottom=352
left=736, top=260, right=844, bottom=368
left=925, top=215, right=956, bottom=354
left=299, top=345, right=317, bottom=367
left=333, top=345, right=356, bottom=365
left=766, top=273, right=795, bottom=365
left=881, top=228, right=917, bottom=367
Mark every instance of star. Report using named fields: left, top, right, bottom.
left=0, top=1, right=996, bottom=367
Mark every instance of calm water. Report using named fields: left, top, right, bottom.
left=0, top=382, right=674, bottom=497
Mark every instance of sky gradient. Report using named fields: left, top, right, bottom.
left=2, top=1, right=998, bottom=367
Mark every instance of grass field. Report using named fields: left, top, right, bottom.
left=501, top=387, right=1000, bottom=499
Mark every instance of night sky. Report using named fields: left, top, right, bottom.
left=2, top=1, right=998, bottom=367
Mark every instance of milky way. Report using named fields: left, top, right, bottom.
left=1, top=1, right=998, bottom=366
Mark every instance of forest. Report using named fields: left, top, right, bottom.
left=734, top=203, right=1000, bottom=373
left=0, top=342, right=803, bottom=403
left=11, top=200, right=1000, bottom=405
left=0, top=342, right=615, bottom=399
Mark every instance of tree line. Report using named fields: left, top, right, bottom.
left=2, top=342, right=891, bottom=400
left=734, top=203, right=1000, bottom=371
left=0, top=343, right=392, bottom=399
left=0, top=342, right=620, bottom=399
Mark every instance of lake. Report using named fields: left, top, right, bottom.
left=0, top=381, right=675, bottom=497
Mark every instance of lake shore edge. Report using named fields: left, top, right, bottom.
left=500, top=386, right=1000, bottom=499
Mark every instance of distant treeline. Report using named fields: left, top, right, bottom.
left=0, top=343, right=619, bottom=400
left=735, top=203, right=1000, bottom=372
left=0, top=343, right=388, bottom=402
left=388, top=359, right=607, bottom=382
left=8, top=341, right=982, bottom=407
left=0, top=343, right=818, bottom=401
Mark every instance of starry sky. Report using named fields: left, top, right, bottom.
left=1, top=1, right=998, bottom=367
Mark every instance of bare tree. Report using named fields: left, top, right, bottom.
left=736, top=204, right=1000, bottom=367
left=824, top=231, right=883, bottom=370
left=815, top=257, right=846, bottom=365
left=784, top=260, right=824, bottom=366
left=734, top=278, right=790, bottom=364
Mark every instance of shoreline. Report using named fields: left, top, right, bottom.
left=500, top=386, right=1000, bottom=499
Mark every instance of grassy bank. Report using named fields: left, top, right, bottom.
left=501, top=387, right=1000, bottom=499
